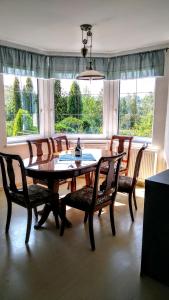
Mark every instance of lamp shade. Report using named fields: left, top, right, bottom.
left=76, top=69, right=105, bottom=80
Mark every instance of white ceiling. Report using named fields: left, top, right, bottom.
left=0, top=0, right=169, bottom=55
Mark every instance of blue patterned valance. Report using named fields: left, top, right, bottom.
left=0, top=45, right=165, bottom=80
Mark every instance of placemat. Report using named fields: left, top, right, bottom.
left=59, top=153, right=96, bottom=161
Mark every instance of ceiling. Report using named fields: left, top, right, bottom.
left=0, top=0, right=169, bottom=56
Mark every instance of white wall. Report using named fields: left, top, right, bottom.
left=152, top=77, right=168, bottom=171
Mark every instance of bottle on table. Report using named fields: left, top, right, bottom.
left=75, top=137, right=82, bottom=157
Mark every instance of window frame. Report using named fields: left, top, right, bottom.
left=0, top=75, right=159, bottom=146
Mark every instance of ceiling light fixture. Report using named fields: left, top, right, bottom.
left=76, top=24, right=105, bottom=80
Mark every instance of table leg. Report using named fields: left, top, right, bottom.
left=34, top=179, right=72, bottom=229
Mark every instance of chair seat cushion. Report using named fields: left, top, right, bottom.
left=63, top=186, right=93, bottom=211
left=118, top=176, right=133, bottom=192
left=100, top=176, right=133, bottom=193
left=28, top=185, right=56, bottom=205
left=63, top=186, right=112, bottom=211
left=11, top=185, right=57, bottom=207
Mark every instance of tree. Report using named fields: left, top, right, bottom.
left=129, top=96, right=138, bottom=128
left=54, top=80, right=67, bottom=122
left=23, top=77, right=33, bottom=114
left=5, top=85, right=15, bottom=121
left=6, top=77, right=21, bottom=120
left=134, top=94, right=154, bottom=137
left=13, top=108, right=33, bottom=136
left=67, top=81, right=82, bottom=118
left=13, top=77, right=21, bottom=115
left=82, top=95, right=103, bottom=133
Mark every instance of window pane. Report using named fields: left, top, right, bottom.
left=4, top=75, right=39, bottom=137
left=119, top=77, right=155, bottom=138
left=54, top=79, right=103, bottom=134
left=120, top=79, right=136, bottom=94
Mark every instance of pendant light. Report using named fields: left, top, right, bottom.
left=76, top=24, right=105, bottom=80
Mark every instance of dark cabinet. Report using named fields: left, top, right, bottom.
left=141, top=169, right=169, bottom=286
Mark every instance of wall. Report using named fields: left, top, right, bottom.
left=152, top=77, right=168, bottom=171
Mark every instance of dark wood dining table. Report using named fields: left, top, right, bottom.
left=23, top=148, right=111, bottom=228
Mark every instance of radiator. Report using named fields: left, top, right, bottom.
left=128, top=147, right=158, bottom=181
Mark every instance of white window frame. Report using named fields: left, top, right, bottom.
left=1, top=75, right=165, bottom=146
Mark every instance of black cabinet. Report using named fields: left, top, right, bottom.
left=141, top=169, right=169, bottom=286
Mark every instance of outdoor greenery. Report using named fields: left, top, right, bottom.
left=119, top=94, right=154, bottom=137
left=54, top=80, right=103, bottom=134
left=5, top=76, right=154, bottom=138
left=54, top=80, right=67, bottom=122
left=5, top=76, right=39, bottom=137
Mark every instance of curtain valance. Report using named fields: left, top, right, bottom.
left=0, top=45, right=165, bottom=80
left=0, top=46, right=49, bottom=78
left=107, top=50, right=165, bottom=80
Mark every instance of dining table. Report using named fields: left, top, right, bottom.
left=23, top=148, right=111, bottom=228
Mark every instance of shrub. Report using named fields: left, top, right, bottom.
left=55, top=117, right=83, bottom=133
left=13, top=109, right=33, bottom=136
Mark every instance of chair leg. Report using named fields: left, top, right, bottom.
left=133, top=189, right=137, bottom=210
left=109, top=204, right=116, bottom=236
left=60, top=204, right=66, bottom=236
left=84, top=212, right=88, bottom=223
left=98, top=209, right=102, bottom=217
left=25, top=208, right=32, bottom=244
left=88, top=213, right=95, bottom=251
left=128, top=193, right=134, bottom=222
left=5, top=201, right=12, bottom=233
left=33, top=208, right=38, bottom=222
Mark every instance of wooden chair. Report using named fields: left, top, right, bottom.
left=60, top=152, right=125, bottom=251
left=117, top=143, right=148, bottom=221
left=26, top=138, right=51, bottom=185
left=100, top=143, right=148, bottom=222
left=50, top=135, right=76, bottom=192
left=50, top=135, right=69, bottom=153
left=0, top=152, right=59, bottom=243
left=27, top=138, right=51, bottom=157
left=110, top=135, right=133, bottom=176
left=100, top=135, right=133, bottom=179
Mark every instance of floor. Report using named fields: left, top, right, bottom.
left=0, top=180, right=169, bottom=300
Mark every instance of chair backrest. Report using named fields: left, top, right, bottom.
left=26, top=138, right=51, bottom=157
left=91, top=152, right=125, bottom=209
left=132, top=143, right=148, bottom=186
left=0, top=152, right=29, bottom=205
left=50, top=135, right=69, bottom=153
left=110, top=135, right=133, bottom=172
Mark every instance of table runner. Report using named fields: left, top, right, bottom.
left=59, top=153, right=96, bottom=161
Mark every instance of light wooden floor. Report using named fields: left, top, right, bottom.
left=0, top=180, right=169, bottom=300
